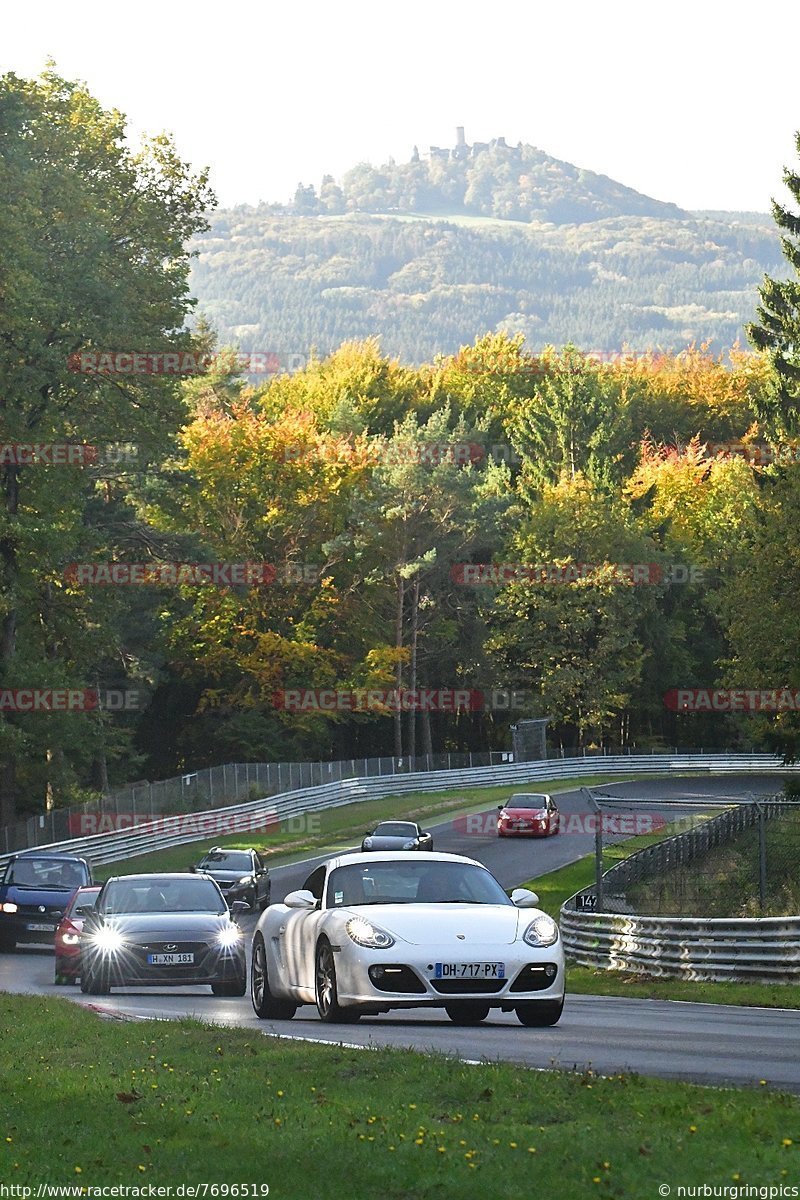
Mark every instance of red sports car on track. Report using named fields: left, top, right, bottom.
left=497, top=794, right=561, bottom=838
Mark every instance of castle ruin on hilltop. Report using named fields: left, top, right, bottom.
left=417, top=127, right=517, bottom=162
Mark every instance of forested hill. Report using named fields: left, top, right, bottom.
left=295, top=139, right=690, bottom=225
left=189, top=137, right=784, bottom=364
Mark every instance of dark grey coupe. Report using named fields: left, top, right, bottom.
left=361, top=821, right=433, bottom=853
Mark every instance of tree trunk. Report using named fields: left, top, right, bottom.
left=421, top=707, right=434, bottom=758
left=393, top=573, right=405, bottom=759
left=0, top=462, right=20, bottom=825
left=407, top=576, right=420, bottom=762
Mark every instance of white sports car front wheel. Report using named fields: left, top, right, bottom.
left=251, top=933, right=297, bottom=1020
left=315, top=938, right=361, bottom=1023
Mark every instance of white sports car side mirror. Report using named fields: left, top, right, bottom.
left=510, top=888, right=540, bottom=907
left=283, top=889, right=318, bottom=909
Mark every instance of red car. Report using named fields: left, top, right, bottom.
left=54, top=885, right=101, bottom=985
left=497, top=793, right=560, bottom=838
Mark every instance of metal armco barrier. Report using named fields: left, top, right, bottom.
left=0, top=752, right=796, bottom=871
left=559, top=909, right=800, bottom=982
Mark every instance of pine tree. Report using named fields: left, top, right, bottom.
left=748, top=131, right=800, bottom=433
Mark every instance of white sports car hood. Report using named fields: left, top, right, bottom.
left=347, top=903, right=523, bottom=946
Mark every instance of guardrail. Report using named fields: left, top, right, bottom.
left=559, top=910, right=800, bottom=982
left=1, top=752, right=795, bottom=871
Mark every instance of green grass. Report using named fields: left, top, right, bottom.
left=95, top=774, right=626, bottom=881
left=525, top=842, right=800, bottom=1009
left=1, top=994, right=798, bottom=1194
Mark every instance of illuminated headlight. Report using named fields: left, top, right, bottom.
left=523, top=916, right=559, bottom=947
left=345, top=916, right=395, bottom=949
left=61, top=933, right=80, bottom=945
left=1, top=902, right=18, bottom=913
left=216, top=926, right=244, bottom=950
left=90, top=926, right=125, bottom=954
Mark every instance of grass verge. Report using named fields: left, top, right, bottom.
left=526, top=846, right=800, bottom=1009
left=94, top=774, right=626, bottom=880
left=1, top=993, right=798, bottom=1195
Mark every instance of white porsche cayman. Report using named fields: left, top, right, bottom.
left=250, top=851, right=564, bottom=1026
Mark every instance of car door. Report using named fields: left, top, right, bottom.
left=279, top=865, right=325, bottom=997
left=418, top=826, right=433, bottom=851
left=549, top=798, right=560, bottom=834
left=253, top=851, right=270, bottom=905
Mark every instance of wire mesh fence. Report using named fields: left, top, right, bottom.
left=0, top=744, right=768, bottom=857
left=579, top=791, right=800, bottom=917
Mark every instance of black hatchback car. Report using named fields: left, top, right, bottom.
left=79, top=873, right=248, bottom=996
left=191, top=847, right=271, bottom=910
left=0, top=853, right=93, bottom=950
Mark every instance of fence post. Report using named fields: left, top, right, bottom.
left=583, top=789, right=604, bottom=911
left=756, top=800, right=767, bottom=913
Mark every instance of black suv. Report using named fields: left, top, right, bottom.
left=191, top=847, right=270, bottom=910
left=0, top=852, right=93, bottom=950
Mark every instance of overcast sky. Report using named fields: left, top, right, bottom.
left=2, top=0, right=796, bottom=213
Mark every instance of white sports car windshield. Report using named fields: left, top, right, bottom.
left=326, top=861, right=512, bottom=907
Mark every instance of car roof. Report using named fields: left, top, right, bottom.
left=104, top=872, right=218, bottom=884
left=324, top=850, right=484, bottom=870
left=13, top=851, right=88, bottom=861
left=202, top=847, right=253, bottom=854
left=508, top=793, right=550, bottom=800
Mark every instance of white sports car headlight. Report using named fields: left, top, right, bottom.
left=345, top=916, right=395, bottom=949
left=523, top=915, right=559, bottom=947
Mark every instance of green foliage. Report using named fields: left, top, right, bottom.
left=0, top=68, right=214, bottom=819
left=748, top=130, right=800, bottom=434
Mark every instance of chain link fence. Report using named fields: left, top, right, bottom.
left=1, top=750, right=517, bottom=855
left=578, top=790, right=800, bottom=917
left=0, top=744, right=765, bottom=857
